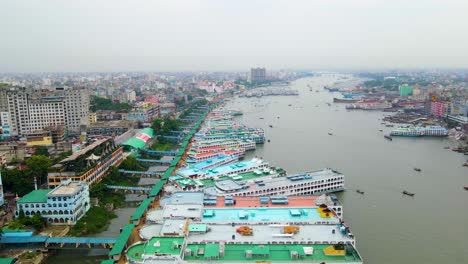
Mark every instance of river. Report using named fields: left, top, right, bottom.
left=50, top=75, right=467, bottom=264
left=227, top=76, right=468, bottom=264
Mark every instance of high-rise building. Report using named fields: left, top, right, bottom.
left=0, top=86, right=90, bottom=136
left=249, top=67, right=267, bottom=83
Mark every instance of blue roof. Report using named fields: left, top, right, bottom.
left=0, top=236, right=48, bottom=244
left=185, top=155, right=235, bottom=170
left=177, top=159, right=266, bottom=178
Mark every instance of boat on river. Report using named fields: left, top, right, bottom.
left=402, top=190, right=415, bottom=196
left=333, top=97, right=359, bottom=103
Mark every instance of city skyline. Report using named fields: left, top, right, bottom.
left=1, top=0, right=468, bottom=72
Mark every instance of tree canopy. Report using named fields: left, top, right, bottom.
left=90, top=96, right=133, bottom=112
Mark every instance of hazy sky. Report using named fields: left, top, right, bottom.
left=1, top=0, right=468, bottom=72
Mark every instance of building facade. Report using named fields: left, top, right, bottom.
left=431, top=101, right=451, bottom=117
left=249, top=67, right=266, bottom=83
left=0, top=86, right=90, bottom=136
left=15, top=180, right=90, bottom=225
left=47, top=138, right=124, bottom=188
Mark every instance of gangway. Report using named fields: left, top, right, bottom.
left=118, top=170, right=162, bottom=177
left=106, top=185, right=151, bottom=193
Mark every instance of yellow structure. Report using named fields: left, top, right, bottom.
left=89, top=112, right=97, bottom=124
left=323, top=245, right=346, bottom=256
left=236, top=226, right=253, bottom=236
left=26, top=136, right=53, bottom=146
left=282, top=226, right=299, bottom=234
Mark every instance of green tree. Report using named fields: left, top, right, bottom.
left=119, top=156, right=141, bottom=171
left=26, top=155, right=52, bottom=186
left=90, top=96, right=133, bottom=112
left=30, top=213, right=46, bottom=230
left=33, top=146, right=49, bottom=157
left=1, top=168, right=34, bottom=196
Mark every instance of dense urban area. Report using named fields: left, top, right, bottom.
left=0, top=68, right=467, bottom=264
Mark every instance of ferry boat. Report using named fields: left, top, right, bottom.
left=177, top=158, right=269, bottom=179
left=390, top=126, right=448, bottom=137
left=187, top=148, right=245, bottom=163
left=333, top=97, right=359, bottom=103
left=191, top=139, right=257, bottom=151
left=203, top=168, right=345, bottom=197
left=185, top=154, right=240, bottom=170
left=420, top=126, right=448, bottom=136
left=390, top=127, right=423, bottom=137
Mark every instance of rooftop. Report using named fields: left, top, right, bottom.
left=48, top=181, right=82, bottom=196
left=184, top=223, right=350, bottom=244
left=60, top=138, right=110, bottom=163
left=126, top=237, right=184, bottom=262
left=205, top=169, right=343, bottom=196
left=17, top=189, right=50, bottom=203
left=183, top=243, right=362, bottom=263
left=159, top=192, right=205, bottom=206
left=205, top=196, right=319, bottom=208
left=200, top=207, right=339, bottom=223
left=176, top=158, right=267, bottom=178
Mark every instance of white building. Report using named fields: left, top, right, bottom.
left=0, top=86, right=90, bottom=136
left=16, top=180, right=90, bottom=225
left=28, top=96, right=66, bottom=132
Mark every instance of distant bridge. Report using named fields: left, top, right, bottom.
left=0, top=236, right=116, bottom=250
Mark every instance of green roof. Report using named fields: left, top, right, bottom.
left=130, top=198, right=153, bottom=221
left=184, top=244, right=362, bottom=262
left=139, top=128, right=154, bottom=138
left=122, top=138, right=147, bottom=150
left=188, top=224, right=208, bottom=232
left=17, top=189, right=50, bottom=203
left=109, top=224, right=135, bottom=256
left=252, top=245, right=270, bottom=255
left=204, top=243, right=220, bottom=259
left=149, top=181, right=165, bottom=197
left=100, top=260, right=114, bottom=264
left=126, top=237, right=184, bottom=262
left=0, top=258, right=16, bottom=264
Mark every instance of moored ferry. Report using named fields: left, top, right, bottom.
left=390, top=125, right=448, bottom=137
left=177, top=158, right=269, bottom=179
left=192, top=138, right=257, bottom=151
left=187, top=148, right=245, bottom=163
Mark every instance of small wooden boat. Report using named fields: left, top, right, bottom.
left=259, top=117, right=264, bottom=119
left=414, top=168, right=421, bottom=172
left=269, top=125, right=273, bottom=128
left=288, top=104, right=292, bottom=106
left=384, top=135, right=392, bottom=141
left=402, top=190, right=415, bottom=196
left=379, top=129, right=383, bottom=132
left=328, top=133, right=333, bottom=136
left=356, top=190, right=365, bottom=195
left=464, top=186, right=468, bottom=191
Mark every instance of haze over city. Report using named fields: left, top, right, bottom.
left=1, top=0, right=468, bottom=72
